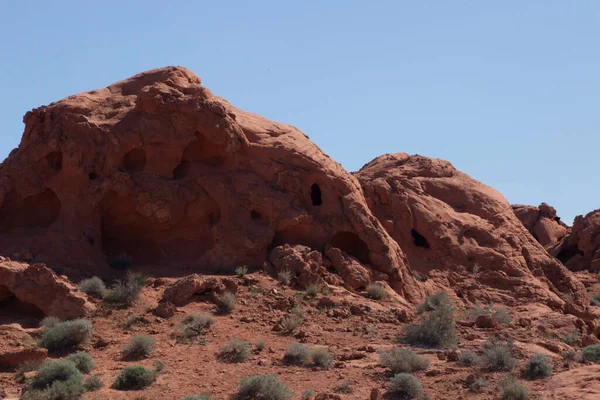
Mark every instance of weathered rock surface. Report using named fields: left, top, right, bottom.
left=0, top=66, right=420, bottom=302
left=356, top=153, right=587, bottom=309
left=0, top=261, right=94, bottom=319
left=550, top=210, right=600, bottom=271
left=512, top=203, right=569, bottom=248
left=161, top=274, right=238, bottom=306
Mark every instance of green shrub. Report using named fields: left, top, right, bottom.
left=31, top=360, right=83, bottom=391
left=277, top=270, right=293, bottom=286
left=498, top=376, right=529, bottom=400
left=180, top=395, right=212, bottom=400
left=301, top=390, right=315, bottom=400
left=290, top=305, right=305, bottom=318
left=218, top=291, right=236, bottom=314
left=176, top=314, right=214, bottom=342
left=458, top=351, right=479, bottom=366
left=255, top=341, right=266, bottom=352
left=523, top=354, right=553, bottom=379
left=282, top=315, right=303, bottom=334
left=283, top=342, right=310, bottom=366
left=333, top=381, right=353, bottom=394
left=217, top=339, right=251, bottom=363
left=582, top=344, right=600, bottom=363
left=112, top=366, right=155, bottom=390
left=469, top=303, right=511, bottom=325
left=468, top=377, right=488, bottom=393
left=417, top=292, right=451, bottom=313
left=235, top=266, right=249, bottom=278
left=366, top=283, right=386, bottom=300
left=65, top=352, right=95, bottom=373
left=23, top=379, right=85, bottom=400
left=83, top=374, right=103, bottom=391
left=78, top=277, right=106, bottom=299
left=236, top=374, right=292, bottom=400
left=562, top=349, right=578, bottom=365
left=402, top=304, right=456, bottom=348
left=480, top=338, right=516, bottom=372
left=379, top=347, right=430, bottom=373
left=40, top=316, right=60, bottom=328
left=122, top=336, right=155, bottom=360
left=561, top=332, right=579, bottom=346
left=305, top=285, right=320, bottom=298
left=590, top=294, right=600, bottom=306
left=16, top=360, right=43, bottom=383
left=109, top=253, right=133, bottom=270
left=385, top=373, right=425, bottom=400
left=310, top=347, right=332, bottom=369
left=39, top=319, right=93, bottom=351
left=105, top=272, right=146, bottom=306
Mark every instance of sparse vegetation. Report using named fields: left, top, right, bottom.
left=176, top=314, right=214, bottom=342
left=333, top=381, right=353, bottom=394
left=283, top=342, right=310, bottom=366
left=105, top=271, right=146, bottom=307
left=23, top=360, right=84, bottom=400
left=498, top=376, right=529, bottom=400
left=310, top=347, right=332, bottom=369
left=290, top=305, right=305, bottom=318
left=458, top=351, right=479, bottom=366
left=277, top=270, right=293, bottom=286
left=112, top=366, right=155, bottom=390
left=468, top=377, right=488, bottom=393
left=40, top=316, right=60, bottom=328
left=581, top=344, right=600, bottom=363
left=305, top=284, right=320, bottom=298
left=562, top=349, right=578, bottom=365
left=417, top=292, right=451, bottom=313
left=301, top=390, right=315, bottom=400
left=402, top=302, right=457, bottom=348
left=235, top=266, right=249, bottom=278
left=218, top=291, right=237, bottom=314
left=480, top=338, right=516, bottom=372
left=66, top=352, right=96, bottom=373
left=124, top=315, right=150, bottom=330
left=83, top=374, right=103, bottom=391
left=255, top=340, right=266, bottom=352
left=109, top=253, right=133, bottom=270
left=282, top=315, right=304, bottom=334
left=15, top=360, right=43, bottom=383
left=469, top=303, right=511, bottom=325
left=39, top=318, right=93, bottom=351
left=590, top=294, right=600, bottom=306
left=122, top=336, right=155, bottom=360
left=236, top=374, right=292, bottom=400
left=386, top=373, right=425, bottom=400
left=366, top=283, right=387, bottom=300
left=180, top=396, right=212, bottom=400
left=217, top=339, right=251, bottom=363
left=78, top=277, right=106, bottom=299
left=561, top=332, right=579, bottom=346
left=379, top=347, right=430, bottom=373
left=523, top=354, right=553, bottom=379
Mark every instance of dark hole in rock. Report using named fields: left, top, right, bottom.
left=0, top=293, right=45, bottom=328
left=554, top=216, right=561, bottom=223
left=45, top=151, right=63, bottom=171
left=172, top=160, right=190, bottom=180
left=556, top=245, right=583, bottom=265
left=532, top=233, right=539, bottom=242
left=411, top=229, right=430, bottom=249
left=88, top=171, right=99, bottom=180
left=311, top=183, right=322, bottom=206
left=251, top=210, right=262, bottom=220
left=331, top=231, right=370, bottom=264
left=0, top=189, right=61, bottom=231
left=123, top=148, right=146, bottom=172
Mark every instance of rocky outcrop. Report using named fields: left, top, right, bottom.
left=0, top=66, right=421, bottom=302
left=356, top=153, right=587, bottom=309
left=512, top=203, right=569, bottom=248
left=550, top=210, right=600, bottom=271
left=161, top=274, right=238, bottom=306
left=0, top=261, right=94, bottom=319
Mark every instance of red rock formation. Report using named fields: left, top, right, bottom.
left=0, top=261, right=94, bottom=319
left=0, top=67, right=420, bottom=301
left=550, top=209, right=600, bottom=271
left=512, top=203, right=569, bottom=248
left=356, top=153, right=587, bottom=309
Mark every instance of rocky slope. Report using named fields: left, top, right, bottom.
left=512, top=203, right=569, bottom=249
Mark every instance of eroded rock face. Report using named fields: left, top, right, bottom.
left=551, top=210, right=600, bottom=271
left=0, top=261, right=94, bottom=319
left=512, top=203, right=569, bottom=248
left=0, top=66, right=421, bottom=302
left=356, top=153, right=587, bottom=309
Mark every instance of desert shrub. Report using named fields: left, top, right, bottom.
left=366, top=283, right=386, bottom=300
left=402, top=304, right=457, bottom=348
left=581, top=344, right=600, bottom=363
left=590, top=294, right=600, bottom=306
left=217, top=339, right=251, bottom=363
left=562, top=349, right=578, bottom=365
left=236, top=374, right=292, bottom=400
left=385, top=373, right=425, bottom=400
left=310, top=347, right=332, bottom=369
left=561, top=332, right=579, bottom=346
left=83, top=374, right=103, bottom=391
left=255, top=340, right=266, bottom=352
left=39, top=318, right=93, bottom=351
left=153, top=359, right=165, bottom=373
left=123, top=315, right=150, bottom=330
left=78, top=277, right=106, bottom=299
left=104, top=272, right=146, bottom=306
left=283, top=342, right=310, bottom=366
left=23, top=380, right=85, bottom=400
left=277, top=270, right=293, bottom=285
left=235, top=266, right=248, bottom=278
left=31, top=360, right=82, bottom=390
left=176, top=314, right=214, bottom=341
left=333, top=381, right=353, bottom=394
left=65, top=352, right=95, bottom=373
left=290, top=305, right=305, bottom=318
left=498, top=376, right=529, bottom=400
left=109, top=253, right=133, bottom=270
left=16, top=360, right=43, bottom=383
left=493, top=306, right=512, bottom=325
left=282, top=315, right=304, bottom=334
left=180, top=396, right=212, bottom=400
left=122, top=336, right=155, bottom=360
left=458, top=351, right=479, bottom=366
left=301, top=390, right=315, bottom=400
left=218, top=291, right=236, bottom=314
left=305, top=285, right=320, bottom=298
left=480, top=338, right=516, bottom=372
left=468, top=377, right=488, bottom=393
left=523, top=354, right=553, bottom=379
left=379, top=347, right=430, bottom=373
left=417, top=292, right=451, bottom=313
left=40, top=316, right=60, bottom=328
left=469, top=303, right=511, bottom=325
left=112, top=366, right=155, bottom=390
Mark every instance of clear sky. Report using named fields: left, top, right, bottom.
left=1, top=1, right=598, bottom=223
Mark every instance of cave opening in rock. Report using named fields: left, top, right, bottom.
left=411, top=229, right=430, bottom=249
left=0, top=188, right=61, bottom=231
left=45, top=151, right=63, bottom=171
left=311, top=183, right=322, bottom=206
left=251, top=209, right=262, bottom=220
left=123, top=148, right=146, bottom=172
left=556, top=245, right=582, bottom=265
left=331, top=231, right=370, bottom=264
left=0, top=290, right=45, bottom=328
left=554, top=216, right=561, bottom=223
left=88, top=171, right=99, bottom=180
left=172, top=160, right=190, bottom=180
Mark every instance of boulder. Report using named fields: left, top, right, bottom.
left=512, top=203, right=569, bottom=248
left=356, top=153, right=586, bottom=309
left=161, top=274, right=238, bottom=306
left=326, top=247, right=371, bottom=289
left=0, top=347, right=47, bottom=370
left=269, top=244, right=326, bottom=289
left=550, top=210, right=600, bottom=271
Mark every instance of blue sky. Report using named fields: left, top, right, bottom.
left=1, top=1, right=598, bottom=223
